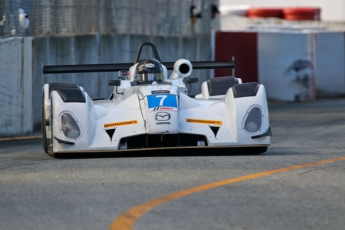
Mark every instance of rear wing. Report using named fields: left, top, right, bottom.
left=42, top=61, right=235, bottom=74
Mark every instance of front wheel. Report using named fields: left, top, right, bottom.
left=47, top=97, right=54, bottom=156
left=251, top=146, right=268, bottom=155
left=42, top=92, right=49, bottom=153
left=233, top=147, right=268, bottom=155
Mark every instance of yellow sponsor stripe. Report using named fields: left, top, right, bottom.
left=186, top=118, right=222, bottom=125
left=104, top=120, right=138, bottom=128
left=109, top=156, right=345, bottom=230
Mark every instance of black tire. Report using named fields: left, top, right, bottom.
left=48, top=95, right=54, bottom=157
left=42, top=92, right=48, bottom=153
left=251, top=146, right=268, bottom=155
left=231, top=147, right=268, bottom=155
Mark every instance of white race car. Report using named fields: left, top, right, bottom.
left=42, top=42, right=271, bottom=157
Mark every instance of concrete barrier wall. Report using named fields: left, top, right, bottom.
left=314, top=32, right=345, bottom=98
left=259, top=31, right=345, bottom=101
left=0, top=34, right=211, bottom=136
left=214, top=31, right=345, bottom=102
left=258, top=32, right=315, bottom=101
left=0, top=37, right=33, bottom=136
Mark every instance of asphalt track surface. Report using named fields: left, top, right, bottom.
left=1, top=99, right=345, bottom=230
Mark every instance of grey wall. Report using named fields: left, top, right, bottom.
left=0, top=37, right=33, bottom=136
left=1, top=34, right=211, bottom=136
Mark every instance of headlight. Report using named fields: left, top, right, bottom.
left=60, top=112, right=81, bottom=139
left=244, top=107, right=262, bottom=133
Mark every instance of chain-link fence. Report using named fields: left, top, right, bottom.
left=0, top=0, right=219, bottom=38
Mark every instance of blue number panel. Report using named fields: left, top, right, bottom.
left=147, top=95, right=177, bottom=110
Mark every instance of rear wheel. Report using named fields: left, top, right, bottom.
left=42, top=92, right=48, bottom=153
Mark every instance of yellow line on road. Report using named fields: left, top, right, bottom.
left=110, top=156, right=345, bottom=230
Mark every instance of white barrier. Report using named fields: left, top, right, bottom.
left=258, top=32, right=315, bottom=101
left=258, top=31, right=345, bottom=101
left=214, top=31, right=345, bottom=102
left=314, top=32, right=345, bottom=98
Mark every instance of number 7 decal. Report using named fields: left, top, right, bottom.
left=156, top=95, right=167, bottom=106
left=147, top=95, right=177, bottom=109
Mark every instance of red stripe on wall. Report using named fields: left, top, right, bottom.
left=214, top=31, right=258, bottom=83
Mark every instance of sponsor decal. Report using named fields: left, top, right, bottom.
left=156, top=122, right=170, bottom=125
left=145, top=63, right=155, bottom=68
left=147, top=95, right=178, bottom=112
left=151, top=90, right=170, bottom=94
left=155, top=112, right=171, bottom=121
left=186, top=118, right=222, bottom=125
left=152, top=107, right=174, bottom=111
left=104, top=120, right=138, bottom=128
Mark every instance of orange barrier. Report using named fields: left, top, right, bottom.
left=246, top=7, right=321, bottom=21
left=283, top=7, right=321, bottom=21
left=247, top=7, right=284, bottom=19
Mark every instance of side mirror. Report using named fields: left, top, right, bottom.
left=185, top=77, right=198, bottom=94
left=185, top=77, right=198, bottom=84
left=108, top=80, right=121, bottom=86
left=118, top=70, right=128, bottom=80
